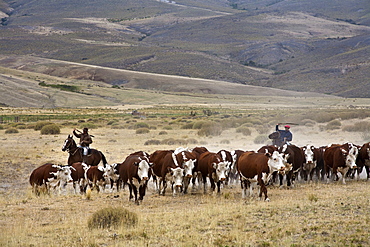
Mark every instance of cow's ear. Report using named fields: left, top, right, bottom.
left=212, top=163, right=217, bottom=169
left=134, top=162, right=139, bottom=166
left=265, top=153, right=272, bottom=158
left=167, top=167, right=174, bottom=174
left=341, top=148, right=348, bottom=155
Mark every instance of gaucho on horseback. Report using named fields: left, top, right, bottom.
left=73, top=128, right=93, bottom=163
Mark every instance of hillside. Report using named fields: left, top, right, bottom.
left=1, top=55, right=349, bottom=108
left=0, top=0, right=369, bottom=98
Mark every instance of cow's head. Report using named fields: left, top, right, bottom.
left=169, top=167, right=184, bottom=188
left=302, top=145, right=317, bottom=171
left=103, top=163, right=119, bottom=181
left=182, top=159, right=195, bottom=178
left=134, top=159, right=150, bottom=182
left=212, top=161, right=228, bottom=182
left=51, top=165, right=74, bottom=184
left=342, top=145, right=358, bottom=169
left=266, top=151, right=286, bottom=174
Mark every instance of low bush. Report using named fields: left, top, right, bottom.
left=40, top=124, right=61, bottom=135
left=87, top=207, right=138, bottom=229
left=158, top=131, right=168, bottom=135
left=342, top=121, right=370, bottom=132
left=198, top=122, right=223, bottom=136
left=236, top=126, right=251, bottom=136
left=5, top=128, right=18, bottom=134
left=136, top=128, right=150, bottom=134
left=134, top=122, right=150, bottom=129
left=34, top=121, right=52, bottom=131
left=144, top=139, right=161, bottom=145
left=193, top=121, right=208, bottom=129
left=325, top=119, right=341, bottom=130
left=181, top=122, right=194, bottom=129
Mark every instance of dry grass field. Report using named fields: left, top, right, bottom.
left=1, top=106, right=370, bottom=246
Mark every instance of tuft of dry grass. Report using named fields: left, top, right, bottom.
left=88, top=207, right=138, bottom=229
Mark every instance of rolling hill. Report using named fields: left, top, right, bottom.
left=0, top=0, right=369, bottom=98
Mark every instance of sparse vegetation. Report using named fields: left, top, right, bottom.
left=1, top=106, right=370, bottom=247
left=5, top=127, right=18, bottom=134
left=88, top=207, right=138, bottom=229
left=40, top=124, right=61, bottom=135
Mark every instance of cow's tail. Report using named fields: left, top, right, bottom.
left=100, top=151, right=108, bottom=167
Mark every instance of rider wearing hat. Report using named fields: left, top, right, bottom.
left=73, top=128, right=93, bottom=160
left=275, top=123, right=293, bottom=147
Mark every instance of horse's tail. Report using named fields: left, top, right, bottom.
left=100, top=151, right=108, bottom=167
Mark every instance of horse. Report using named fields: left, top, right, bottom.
left=61, top=135, right=108, bottom=167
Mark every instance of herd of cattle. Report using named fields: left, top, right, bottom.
left=29, top=136, right=370, bottom=203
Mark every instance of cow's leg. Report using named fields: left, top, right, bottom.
left=127, top=184, right=134, bottom=201
left=278, top=173, right=284, bottom=187
left=183, top=176, right=190, bottom=194
left=339, top=167, right=349, bottom=184
left=202, top=175, right=208, bottom=194
left=216, top=181, right=222, bottom=194
left=258, top=176, right=269, bottom=201
left=161, top=179, right=167, bottom=196
left=365, top=166, right=370, bottom=180
left=209, top=177, right=216, bottom=193
left=241, top=179, right=247, bottom=198
left=131, top=184, right=139, bottom=204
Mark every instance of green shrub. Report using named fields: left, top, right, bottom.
left=134, top=122, right=150, bottom=129
left=88, top=207, right=138, bottom=229
left=158, top=131, right=168, bottom=135
left=163, top=126, right=173, bottom=130
left=34, top=121, right=52, bottom=130
left=254, top=135, right=269, bottom=144
left=5, top=128, right=19, bottom=134
left=236, top=126, right=252, bottom=136
left=136, top=128, right=150, bottom=134
left=325, top=119, right=341, bottom=130
left=0, top=125, right=4, bottom=130
left=40, top=124, right=61, bottom=135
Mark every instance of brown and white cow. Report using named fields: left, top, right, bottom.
left=70, top=162, right=86, bottom=194
left=278, top=144, right=304, bottom=187
left=355, top=142, right=370, bottom=180
left=119, top=154, right=151, bottom=204
left=29, top=163, right=73, bottom=195
left=237, top=151, right=286, bottom=201
left=217, top=150, right=233, bottom=185
left=151, top=150, right=184, bottom=196
left=83, top=164, right=107, bottom=192
left=197, top=151, right=229, bottom=194
left=190, top=146, right=209, bottom=188
left=301, top=144, right=320, bottom=182
left=324, top=143, right=358, bottom=184
left=102, top=163, right=121, bottom=192
left=175, top=148, right=196, bottom=194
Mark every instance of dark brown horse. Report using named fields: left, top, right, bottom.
left=62, top=135, right=108, bottom=167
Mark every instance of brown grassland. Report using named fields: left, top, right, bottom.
left=1, top=104, right=370, bottom=247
